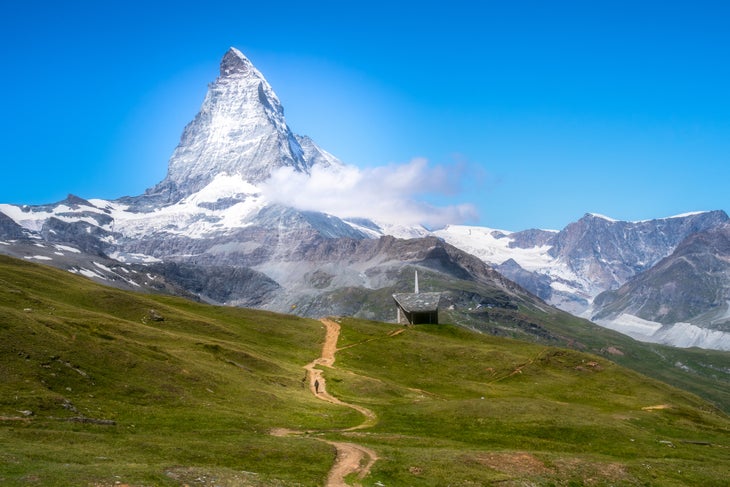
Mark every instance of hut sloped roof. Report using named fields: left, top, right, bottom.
left=392, top=292, right=441, bottom=312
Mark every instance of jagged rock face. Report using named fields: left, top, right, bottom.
left=592, top=224, right=730, bottom=349
left=113, top=203, right=371, bottom=269
left=146, top=261, right=280, bottom=306
left=594, top=224, right=730, bottom=324
left=295, top=134, right=342, bottom=168
left=549, top=211, right=730, bottom=292
left=508, top=228, right=557, bottom=249
left=0, top=211, right=28, bottom=239
left=40, top=218, right=112, bottom=257
left=495, top=259, right=554, bottom=301
left=147, top=48, right=329, bottom=204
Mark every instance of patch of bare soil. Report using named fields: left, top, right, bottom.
left=642, top=404, right=672, bottom=411
left=0, top=416, right=31, bottom=422
left=322, top=440, right=379, bottom=487
left=471, top=452, right=634, bottom=485
left=551, top=458, right=633, bottom=485
left=472, top=451, right=553, bottom=477
left=162, top=466, right=277, bottom=487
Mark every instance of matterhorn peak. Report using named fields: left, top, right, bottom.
left=219, top=47, right=255, bottom=77
left=144, top=47, right=339, bottom=205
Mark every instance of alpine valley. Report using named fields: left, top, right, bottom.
left=2, top=47, right=730, bottom=354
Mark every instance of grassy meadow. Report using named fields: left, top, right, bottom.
left=1, top=255, right=729, bottom=486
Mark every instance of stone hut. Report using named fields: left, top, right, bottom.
left=392, top=270, right=441, bottom=325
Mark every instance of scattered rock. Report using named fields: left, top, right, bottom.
left=144, top=309, right=164, bottom=323
left=408, top=466, right=423, bottom=475
left=604, top=346, right=625, bottom=356
left=642, top=404, right=672, bottom=411
left=66, top=417, right=116, bottom=426
left=575, top=360, right=603, bottom=372
left=61, top=399, right=78, bottom=413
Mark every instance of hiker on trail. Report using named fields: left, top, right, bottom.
left=314, top=379, right=320, bottom=393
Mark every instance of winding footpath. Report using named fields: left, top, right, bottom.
left=272, top=318, right=379, bottom=487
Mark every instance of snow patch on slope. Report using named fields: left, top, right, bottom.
left=433, top=225, right=546, bottom=269
left=54, top=244, right=81, bottom=254
left=588, top=213, right=618, bottom=222
left=434, top=224, right=582, bottom=284
left=654, top=323, right=730, bottom=350
left=594, top=313, right=664, bottom=337
left=595, top=313, right=730, bottom=350
left=0, top=204, right=53, bottom=232
left=105, top=174, right=267, bottom=239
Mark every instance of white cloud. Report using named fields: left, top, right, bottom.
left=259, top=158, right=478, bottom=228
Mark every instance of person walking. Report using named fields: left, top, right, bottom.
left=314, top=379, right=320, bottom=394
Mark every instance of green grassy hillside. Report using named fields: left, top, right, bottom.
left=331, top=318, right=729, bottom=485
left=1, top=255, right=729, bottom=486
left=443, top=289, right=730, bottom=413
left=324, top=263, right=730, bottom=413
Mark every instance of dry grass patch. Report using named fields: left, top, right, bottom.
left=470, top=452, right=634, bottom=485
left=470, top=451, right=553, bottom=477
left=551, top=457, right=633, bottom=485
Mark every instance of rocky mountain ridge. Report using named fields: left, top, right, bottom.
left=435, top=211, right=730, bottom=349
left=592, top=223, right=730, bottom=348
left=1, top=47, right=728, bottom=350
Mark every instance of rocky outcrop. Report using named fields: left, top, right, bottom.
left=592, top=224, right=730, bottom=349
left=496, top=259, right=554, bottom=302
left=147, top=262, right=280, bottom=306
left=549, top=211, right=729, bottom=292
left=0, top=211, right=28, bottom=239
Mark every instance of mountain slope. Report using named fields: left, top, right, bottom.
left=1, top=255, right=728, bottom=486
left=437, top=212, right=729, bottom=311
left=593, top=223, right=730, bottom=349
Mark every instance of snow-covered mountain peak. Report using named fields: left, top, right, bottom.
left=586, top=212, right=618, bottom=222
left=145, top=47, right=330, bottom=205
left=586, top=210, right=724, bottom=225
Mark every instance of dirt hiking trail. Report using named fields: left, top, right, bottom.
left=272, top=318, right=388, bottom=486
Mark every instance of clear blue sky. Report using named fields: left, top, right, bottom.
left=2, top=1, right=729, bottom=231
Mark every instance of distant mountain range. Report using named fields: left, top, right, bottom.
left=435, top=211, right=730, bottom=349
left=1, top=47, right=728, bottom=350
